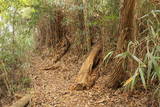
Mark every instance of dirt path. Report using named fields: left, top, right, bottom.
left=30, top=52, right=153, bottom=107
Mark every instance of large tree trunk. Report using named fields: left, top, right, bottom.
left=106, top=0, right=137, bottom=88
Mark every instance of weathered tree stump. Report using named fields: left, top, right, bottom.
left=71, top=43, right=102, bottom=90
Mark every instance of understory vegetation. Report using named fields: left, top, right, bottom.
left=0, top=0, right=159, bottom=106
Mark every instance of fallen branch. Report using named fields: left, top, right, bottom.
left=10, top=94, right=32, bottom=107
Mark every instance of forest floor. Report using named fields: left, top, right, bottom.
left=29, top=50, right=157, bottom=107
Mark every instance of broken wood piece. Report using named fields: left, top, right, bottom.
left=72, top=43, right=102, bottom=90
left=10, top=94, right=32, bottom=107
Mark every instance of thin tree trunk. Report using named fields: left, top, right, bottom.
left=83, top=0, right=91, bottom=51
left=75, top=0, right=85, bottom=52
left=106, top=0, right=137, bottom=88
left=75, top=0, right=91, bottom=52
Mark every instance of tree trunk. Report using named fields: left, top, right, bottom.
left=83, top=0, right=91, bottom=51
left=106, top=0, right=137, bottom=88
left=75, top=0, right=91, bottom=52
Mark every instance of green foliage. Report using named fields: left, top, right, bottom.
left=103, top=0, right=160, bottom=92
left=0, top=14, right=34, bottom=69
left=115, top=9, right=160, bottom=90
left=0, top=0, right=38, bottom=94
left=88, top=0, right=119, bottom=27
left=0, top=0, right=159, bottom=98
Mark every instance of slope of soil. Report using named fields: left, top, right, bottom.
left=29, top=51, right=157, bottom=107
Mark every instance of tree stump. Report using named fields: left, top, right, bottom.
left=71, top=43, right=102, bottom=90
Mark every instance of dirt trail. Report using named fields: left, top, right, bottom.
left=30, top=52, right=153, bottom=107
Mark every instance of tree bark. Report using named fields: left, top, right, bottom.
left=106, top=0, right=137, bottom=88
